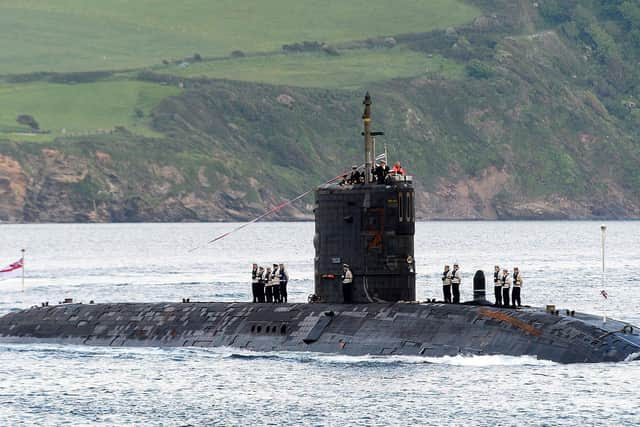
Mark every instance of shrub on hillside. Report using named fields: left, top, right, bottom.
left=48, top=71, right=112, bottom=84
left=16, top=114, right=39, bottom=130
left=466, top=60, right=495, bottom=79
left=282, top=41, right=323, bottom=53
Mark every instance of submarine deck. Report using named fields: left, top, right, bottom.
left=0, top=302, right=638, bottom=364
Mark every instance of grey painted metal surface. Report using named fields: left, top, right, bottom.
left=312, top=91, right=415, bottom=304
left=0, top=301, right=638, bottom=363
left=314, top=182, right=415, bottom=303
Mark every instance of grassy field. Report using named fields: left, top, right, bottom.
left=0, top=81, right=180, bottom=140
left=0, top=0, right=479, bottom=74
left=161, top=49, right=464, bottom=89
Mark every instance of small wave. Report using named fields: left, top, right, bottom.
left=420, top=354, right=556, bottom=367
left=624, top=352, right=640, bottom=362
left=0, top=343, right=557, bottom=367
left=207, top=348, right=556, bottom=367
left=224, top=353, right=284, bottom=361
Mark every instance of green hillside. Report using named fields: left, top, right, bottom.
left=160, top=49, right=463, bottom=89
left=1, top=0, right=640, bottom=222
left=0, top=0, right=479, bottom=73
left=0, top=81, right=179, bottom=138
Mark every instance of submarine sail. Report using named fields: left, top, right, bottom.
left=314, top=93, right=415, bottom=303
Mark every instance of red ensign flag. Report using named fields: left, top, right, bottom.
left=0, top=258, right=24, bottom=280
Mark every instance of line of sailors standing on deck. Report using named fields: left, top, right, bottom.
left=441, top=264, right=523, bottom=307
left=251, top=263, right=289, bottom=303
left=493, top=266, right=523, bottom=308
left=441, top=264, right=462, bottom=304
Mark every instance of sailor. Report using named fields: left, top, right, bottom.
left=501, top=268, right=511, bottom=308
left=279, top=263, right=289, bottom=303
left=372, top=160, right=389, bottom=184
left=451, top=263, right=461, bottom=304
left=257, top=266, right=266, bottom=303
left=271, top=264, right=281, bottom=303
left=264, top=267, right=273, bottom=303
left=348, top=166, right=361, bottom=185
left=341, top=264, right=353, bottom=303
left=390, top=161, right=405, bottom=176
left=512, top=267, right=523, bottom=308
left=441, top=264, right=452, bottom=303
left=493, top=265, right=502, bottom=307
left=251, top=263, right=259, bottom=303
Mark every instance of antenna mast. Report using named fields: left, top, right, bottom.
left=363, top=93, right=373, bottom=184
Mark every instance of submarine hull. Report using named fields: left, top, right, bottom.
left=1, top=302, right=638, bottom=364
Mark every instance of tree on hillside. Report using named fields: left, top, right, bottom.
left=16, top=114, right=39, bottom=130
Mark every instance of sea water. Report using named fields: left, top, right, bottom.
left=0, top=222, right=638, bottom=426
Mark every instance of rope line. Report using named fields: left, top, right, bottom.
left=187, top=170, right=347, bottom=252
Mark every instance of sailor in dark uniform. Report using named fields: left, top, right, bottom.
left=251, top=263, right=259, bottom=303
left=451, top=263, right=461, bottom=304
left=257, top=266, right=266, bottom=303
left=348, top=166, right=362, bottom=185
left=271, top=264, right=281, bottom=303
left=493, top=265, right=502, bottom=307
left=264, top=267, right=273, bottom=303
left=512, top=267, right=523, bottom=308
left=501, top=268, right=511, bottom=308
left=372, top=160, right=390, bottom=184
left=441, top=264, right=452, bottom=303
left=279, top=263, right=289, bottom=303
left=341, top=264, right=353, bottom=303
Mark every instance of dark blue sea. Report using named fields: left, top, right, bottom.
left=0, top=222, right=638, bottom=426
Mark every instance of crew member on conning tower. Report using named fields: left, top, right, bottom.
left=390, top=161, right=405, bottom=176
left=373, top=160, right=390, bottom=184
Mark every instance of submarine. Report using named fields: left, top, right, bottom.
left=1, top=94, right=639, bottom=364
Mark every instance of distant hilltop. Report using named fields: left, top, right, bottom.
left=1, top=0, right=640, bottom=222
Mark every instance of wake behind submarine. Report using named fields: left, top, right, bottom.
left=1, top=94, right=639, bottom=364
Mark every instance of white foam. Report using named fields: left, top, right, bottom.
left=213, top=348, right=557, bottom=367
left=624, top=352, right=640, bottom=362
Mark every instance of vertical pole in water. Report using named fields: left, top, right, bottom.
left=21, top=248, right=25, bottom=293
left=601, top=225, right=606, bottom=323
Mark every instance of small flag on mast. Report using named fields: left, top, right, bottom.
left=375, top=152, right=386, bottom=162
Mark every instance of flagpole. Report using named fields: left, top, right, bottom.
left=21, top=248, right=25, bottom=293
left=601, top=225, right=606, bottom=323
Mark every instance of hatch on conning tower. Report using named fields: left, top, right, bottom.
left=313, top=93, right=416, bottom=303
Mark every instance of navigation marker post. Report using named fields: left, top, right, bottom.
left=21, top=248, right=25, bottom=293
left=600, top=225, right=606, bottom=323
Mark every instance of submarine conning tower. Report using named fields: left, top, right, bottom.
left=314, top=93, right=416, bottom=303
